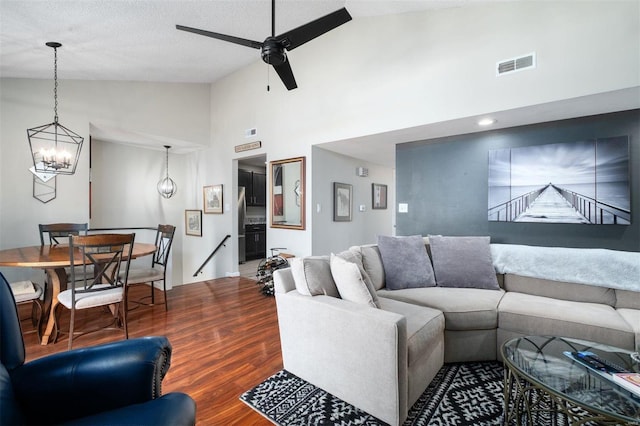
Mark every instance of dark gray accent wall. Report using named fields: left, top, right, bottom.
left=396, top=109, right=640, bottom=251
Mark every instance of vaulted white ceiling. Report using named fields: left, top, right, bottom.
left=0, top=0, right=472, bottom=83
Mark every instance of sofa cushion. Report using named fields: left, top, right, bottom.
left=351, top=245, right=386, bottom=290
left=616, top=289, right=640, bottom=309
left=336, top=249, right=376, bottom=292
left=499, top=292, right=635, bottom=350
left=378, top=297, right=444, bottom=367
left=377, top=235, right=436, bottom=290
left=291, top=251, right=373, bottom=298
left=617, top=308, right=640, bottom=349
left=291, top=256, right=339, bottom=297
left=330, top=254, right=379, bottom=308
left=429, top=236, right=499, bottom=290
left=377, top=287, right=504, bottom=331
left=504, top=274, right=616, bottom=306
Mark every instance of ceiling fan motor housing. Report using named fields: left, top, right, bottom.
left=261, top=37, right=286, bottom=66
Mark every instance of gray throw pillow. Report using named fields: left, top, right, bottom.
left=291, top=256, right=340, bottom=297
left=429, top=236, right=499, bottom=289
left=377, top=235, right=436, bottom=290
left=352, top=245, right=386, bottom=291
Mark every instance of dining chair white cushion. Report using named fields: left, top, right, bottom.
left=125, top=267, right=164, bottom=284
left=10, top=281, right=43, bottom=303
left=57, top=285, right=123, bottom=309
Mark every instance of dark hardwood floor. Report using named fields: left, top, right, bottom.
left=21, top=277, right=282, bottom=425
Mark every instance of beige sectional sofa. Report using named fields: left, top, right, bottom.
left=273, top=237, right=640, bottom=426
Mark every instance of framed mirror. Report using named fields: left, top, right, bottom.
left=270, top=156, right=305, bottom=230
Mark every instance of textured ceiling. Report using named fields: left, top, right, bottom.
left=0, top=0, right=469, bottom=83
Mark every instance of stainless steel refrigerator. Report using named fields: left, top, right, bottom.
left=238, top=186, right=246, bottom=263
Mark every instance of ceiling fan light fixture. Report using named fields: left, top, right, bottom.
left=27, top=42, right=84, bottom=175
left=157, top=145, right=177, bottom=199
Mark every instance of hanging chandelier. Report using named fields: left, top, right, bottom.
left=157, top=145, right=177, bottom=198
left=27, top=42, right=83, bottom=175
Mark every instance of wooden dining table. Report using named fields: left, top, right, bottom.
left=0, top=242, right=156, bottom=345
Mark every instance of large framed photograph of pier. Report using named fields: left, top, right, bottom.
left=488, top=136, right=630, bottom=225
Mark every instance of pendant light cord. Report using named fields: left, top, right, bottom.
left=53, top=45, right=58, bottom=123
left=165, top=146, right=170, bottom=179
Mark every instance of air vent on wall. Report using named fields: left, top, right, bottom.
left=356, top=167, right=368, bottom=177
left=496, top=52, right=536, bottom=76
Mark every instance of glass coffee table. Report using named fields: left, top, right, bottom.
left=501, top=335, right=640, bottom=425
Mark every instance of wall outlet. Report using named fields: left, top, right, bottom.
left=398, top=203, right=408, bottom=213
left=359, top=204, right=366, bottom=212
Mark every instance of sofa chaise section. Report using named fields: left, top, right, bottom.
left=378, top=286, right=504, bottom=362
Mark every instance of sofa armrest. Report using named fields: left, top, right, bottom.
left=275, top=287, right=408, bottom=425
left=11, top=336, right=172, bottom=424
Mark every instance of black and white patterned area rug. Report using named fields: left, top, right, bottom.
left=240, top=362, right=504, bottom=425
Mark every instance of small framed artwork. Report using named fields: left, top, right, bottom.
left=185, top=210, right=202, bottom=236
left=333, top=182, right=352, bottom=222
left=203, top=184, right=223, bottom=214
left=372, top=183, right=388, bottom=209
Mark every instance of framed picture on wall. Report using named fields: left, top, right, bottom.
left=487, top=135, right=630, bottom=225
left=333, top=182, right=352, bottom=222
left=372, top=183, right=388, bottom=209
left=185, top=210, right=202, bottom=236
left=203, top=184, right=223, bottom=214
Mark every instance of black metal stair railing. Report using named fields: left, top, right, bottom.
left=193, top=234, right=231, bottom=277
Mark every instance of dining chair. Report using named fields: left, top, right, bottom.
left=39, top=222, right=91, bottom=286
left=38, top=222, right=88, bottom=245
left=54, top=233, right=135, bottom=350
left=125, top=224, right=176, bottom=311
left=8, top=280, right=44, bottom=342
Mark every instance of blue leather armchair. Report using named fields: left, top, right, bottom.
left=0, top=272, right=196, bottom=425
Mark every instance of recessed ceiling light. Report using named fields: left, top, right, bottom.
left=478, top=118, right=497, bottom=126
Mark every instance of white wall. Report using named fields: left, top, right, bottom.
left=90, top=140, right=186, bottom=287
left=312, top=147, right=394, bottom=254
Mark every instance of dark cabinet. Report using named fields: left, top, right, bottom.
left=239, top=169, right=266, bottom=206
left=245, top=224, right=266, bottom=260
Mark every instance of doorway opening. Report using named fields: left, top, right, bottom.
left=237, top=154, right=267, bottom=280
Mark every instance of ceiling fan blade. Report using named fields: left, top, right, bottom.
left=273, top=60, right=297, bottom=90
left=277, top=8, right=351, bottom=51
left=176, top=25, right=263, bottom=49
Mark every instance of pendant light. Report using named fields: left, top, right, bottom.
left=157, top=145, right=177, bottom=198
left=27, top=42, right=83, bottom=175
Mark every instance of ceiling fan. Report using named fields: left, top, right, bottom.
left=176, top=0, right=352, bottom=90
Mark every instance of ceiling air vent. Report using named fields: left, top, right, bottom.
left=496, top=52, right=536, bottom=76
